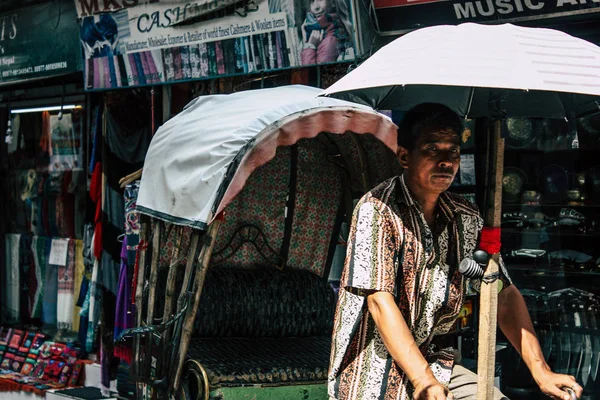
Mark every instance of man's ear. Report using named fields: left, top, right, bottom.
left=397, top=146, right=410, bottom=169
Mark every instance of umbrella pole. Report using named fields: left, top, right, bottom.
left=476, top=119, right=504, bottom=400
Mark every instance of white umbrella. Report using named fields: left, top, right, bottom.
left=321, top=23, right=600, bottom=118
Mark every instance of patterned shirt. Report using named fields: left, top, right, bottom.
left=328, top=175, right=512, bottom=400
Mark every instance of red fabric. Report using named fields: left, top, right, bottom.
left=90, top=163, right=103, bottom=259
left=480, top=227, right=501, bottom=254
left=90, top=163, right=102, bottom=203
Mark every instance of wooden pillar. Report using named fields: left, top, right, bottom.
left=477, top=120, right=504, bottom=400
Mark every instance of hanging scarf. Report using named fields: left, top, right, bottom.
left=114, top=238, right=133, bottom=363
left=30, top=236, right=50, bottom=319
left=4, top=234, right=21, bottom=323
left=57, top=240, right=76, bottom=331
left=72, top=239, right=85, bottom=332
left=42, top=262, right=58, bottom=326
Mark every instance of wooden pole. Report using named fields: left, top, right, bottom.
left=172, top=220, right=222, bottom=393
left=161, top=226, right=184, bottom=344
left=133, top=219, right=148, bottom=381
left=476, top=120, right=504, bottom=400
left=143, top=221, right=161, bottom=382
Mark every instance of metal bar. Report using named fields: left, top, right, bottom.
left=476, top=120, right=504, bottom=400
left=172, top=219, right=222, bottom=393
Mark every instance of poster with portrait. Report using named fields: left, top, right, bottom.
left=79, top=0, right=358, bottom=90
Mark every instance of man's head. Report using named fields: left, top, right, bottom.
left=397, top=103, right=462, bottom=195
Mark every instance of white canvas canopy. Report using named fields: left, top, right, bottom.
left=136, top=85, right=398, bottom=229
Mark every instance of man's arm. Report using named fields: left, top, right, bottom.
left=367, top=291, right=451, bottom=400
left=498, top=285, right=582, bottom=400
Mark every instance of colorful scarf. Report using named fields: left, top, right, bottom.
left=4, top=234, right=21, bottom=323
left=57, top=240, right=76, bottom=331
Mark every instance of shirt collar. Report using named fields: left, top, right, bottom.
left=396, top=174, right=477, bottom=223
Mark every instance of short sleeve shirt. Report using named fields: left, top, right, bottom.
left=328, top=175, right=512, bottom=400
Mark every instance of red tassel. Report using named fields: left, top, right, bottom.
left=480, top=227, right=501, bottom=254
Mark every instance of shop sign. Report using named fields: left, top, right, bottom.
left=0, top=0, right=82, bottom=85
left=80, top=0, right=358, bottom=90
left=75, top=0, right=241, bottom=19
left=374, top=0, right=600, bottom=34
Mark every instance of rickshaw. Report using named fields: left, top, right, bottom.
left=120, top=85, right=401, bottom=399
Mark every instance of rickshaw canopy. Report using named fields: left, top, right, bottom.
left=136, top=85, right=398, bottom=230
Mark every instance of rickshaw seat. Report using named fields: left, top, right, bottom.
left=187, top=336, right=330, bottom=385
left=188, top=268, right=336, bottom=386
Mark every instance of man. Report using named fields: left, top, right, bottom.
left=328, top=103, right=582, bottom=400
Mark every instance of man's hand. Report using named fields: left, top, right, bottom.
left=412, top=375, right=453, bottom=400
left=532, top=367, right=582, bottom=400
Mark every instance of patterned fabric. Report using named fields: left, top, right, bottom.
left=213, top=146, right=289, bottom=268
left=329, top=175, right=512, bottom=400
left=124, top=181, right=140, bottom=269
left=287, top=139, right=342, bottom=277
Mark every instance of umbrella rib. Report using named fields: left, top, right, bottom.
left=377, top=85, right=400, bottom=110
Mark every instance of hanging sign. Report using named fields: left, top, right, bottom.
left=373, top=0, right=600, bottom=34
left=79, top=0, right=359, bottom=90
left=49, top=239, right=69, bottom=267
left=0, top=0, right=82, bottom=85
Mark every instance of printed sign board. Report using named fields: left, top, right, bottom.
left=80, top=0, right=358, bottom=89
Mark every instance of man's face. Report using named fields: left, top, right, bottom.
left=398, top=127, right=461, bottom=195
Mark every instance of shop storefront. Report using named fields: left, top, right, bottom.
left=363, top=5, right=600, bottom=399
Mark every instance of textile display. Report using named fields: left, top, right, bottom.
left=0, top=331, right=86, bottom=395
left=20, top=333, right=48, bottom=376
left=57, top=240, right=76, bottom=331
left=0, top=329, right=25, bottom=370
left=0, top=329, right=13, bottom=361
left=4, top=234, right=21, bottom=323
left=8, top=169, right=84, bottom=239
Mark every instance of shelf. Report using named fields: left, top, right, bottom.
left=506, top=264, right=600, bottom=277
left=501, top=228, right=600, bottom=238
left=504, top=147, right=599, bottom=154
left=503, top=203, right=600, bottom=208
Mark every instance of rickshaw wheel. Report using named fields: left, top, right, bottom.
left=173, top=359, right=210, bottom=400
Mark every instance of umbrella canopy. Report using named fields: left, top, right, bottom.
left=321, top=23, right=600, bottom=118
left=136, top=85, right=398, bottom=230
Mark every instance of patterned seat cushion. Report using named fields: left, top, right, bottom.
left=193, top=268, right=336, bottom=338
left=187, top=336, right=330, bottom=386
